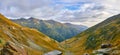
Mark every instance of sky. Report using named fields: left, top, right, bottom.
left=0, top=0, right=120, bottom=27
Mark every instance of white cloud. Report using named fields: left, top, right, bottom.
left=0, top=0, right=120, bottom=27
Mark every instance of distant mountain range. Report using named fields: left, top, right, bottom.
left=0, top=13, right=120, bottom=55
left=0, top=13, right=63, bottom=55
left=61, top=14, right=120, bottom=55
left=11, top=17, right=88, bottom=42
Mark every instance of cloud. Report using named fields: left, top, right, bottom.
left=0, top=0, right=55, bottom=17
left=0, top=0, right=120, bottom=27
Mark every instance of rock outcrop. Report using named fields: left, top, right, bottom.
left=92, top=43, right=120, bottom=55
left=0, top=41, right=27, bottom=55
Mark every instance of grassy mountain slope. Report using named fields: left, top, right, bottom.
left=61, top=14, right=120, bottom=55
left=11, top=18, right=87, bottom=42
left=0, top=13, right=63, bottom=55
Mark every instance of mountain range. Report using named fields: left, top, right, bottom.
left=0, top=13, right=63, bottom=55
left=61, top=14, right=120, bottom=55
left=0, top=13, right=120, bottom=55
left=11, top=17, right=87, bottom=42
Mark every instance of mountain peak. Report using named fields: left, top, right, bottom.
left=12, top=18, right=88, bottom=42
left=29, top=17, right=34, bottom=19
left=29, top=17, right=36, bottom=20
left=64, top=23, right=72, bottom=25
left=28, top=17, right=40, bottom=21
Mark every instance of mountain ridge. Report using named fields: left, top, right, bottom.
left=11, top=17, right=88, bottom=42
left=0, top=13, right=63, bottom=55
left=61, top=14, right=120, bottom=55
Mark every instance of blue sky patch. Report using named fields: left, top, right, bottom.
left=64, top=5, right=80, bottom=10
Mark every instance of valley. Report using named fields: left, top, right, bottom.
left=11, top=18, right=87, bottom=42
left=0, top=13, right=120, bottom=55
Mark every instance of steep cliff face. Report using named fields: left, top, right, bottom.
left=0, top=14, right=63, bottom=55
left=61, top=14, right=120, bottom=55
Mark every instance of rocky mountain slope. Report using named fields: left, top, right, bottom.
left=61, top=14, right=120, bottom=55
left=11, top=18, right=87, bottom=42
left=0, top=13, right=63, bottom=55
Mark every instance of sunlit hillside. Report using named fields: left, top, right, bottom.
left=61, top=14, right=120, bottom=55
left=0, top=13, right=63, bottom=55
